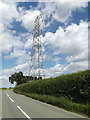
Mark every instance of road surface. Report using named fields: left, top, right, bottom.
left=1, top=90, right=89, bottom=119
left=0, top=91, right=2, bottom=120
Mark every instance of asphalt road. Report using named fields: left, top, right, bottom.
left=0, top=91, right=2, bottom=120
left=1, top=90, right=89, bottom=119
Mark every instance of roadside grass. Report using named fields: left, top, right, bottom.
left=0, top=88, right=13, bottom=91
left=13, top=89, right=90, bottom=118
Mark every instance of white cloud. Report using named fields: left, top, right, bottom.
left=38, top=0, right=89, bottom=2
left=42, top=20, right=88, bottom=56
left=0, top=1, right=88, bottom=33
left=19, top=9, right=41, bottom=32
left=42, top=21, right=88, bottom=72
left=0, top=2, right=20, bottom=55
left=66, top=51, right=88, bottom=63
left=65, top=61, right=88, bottom=72
left=38, top=1, right=88, bottom=25
left=53, top=57, right=61, bottom=64
left=4, top=48, right=31, bottom=65
left=24, top=38, right=33, bottom=49
left=0, top=29, right=24, bottom=53
left=0, top=2, right=19, bottom=28
left=2, top=0, right=90, bottom=2
left=0, top=2, right=36, bottom=55
left=16, top=54, right=30, bottom=65
left=2, top=31, right=33, bottom=65
left=0, top=2, right=23, bottom=54
left=5, top=48, right=26, bottom=59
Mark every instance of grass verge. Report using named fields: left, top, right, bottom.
left=13, top=89, right=90, bottom=118
left=0, top=88, right=13, bottom=91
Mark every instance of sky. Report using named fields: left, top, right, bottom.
left=0, top=0, right=89, bottom=88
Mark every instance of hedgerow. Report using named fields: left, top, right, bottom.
left=14, top=70, right=90, bottom=105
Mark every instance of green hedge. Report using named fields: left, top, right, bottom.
left=14, top=70, right=90, bottom=104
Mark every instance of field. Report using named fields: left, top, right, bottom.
left=14, top=70, right=90, bottom=117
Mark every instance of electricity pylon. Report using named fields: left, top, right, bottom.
left=29, top=14, right=45, bottom=80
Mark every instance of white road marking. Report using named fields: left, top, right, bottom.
left=6, top=92, right=14, bottom=102
left=9, top=97, right=14, bottom=102
left=17, top=106, right=31, bottom=119
left=6, top=92, right=31, bottom=119
left=6, top=92, right=9, bottom=97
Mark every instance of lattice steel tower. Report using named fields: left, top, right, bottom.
left=29, top=14, right=45, bottom=80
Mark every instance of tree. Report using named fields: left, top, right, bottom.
left=9, top=71, right=24, bottom=85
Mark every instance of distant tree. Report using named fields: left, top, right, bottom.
left=37, top=77, right=42, bottom=80
left=9, top=71, right=24, bottom=85
left=29, top=76, right=33, bottom=80
left=28, top=76, right=38, bottom=81
left=9, top=71, right=42, bottom=86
